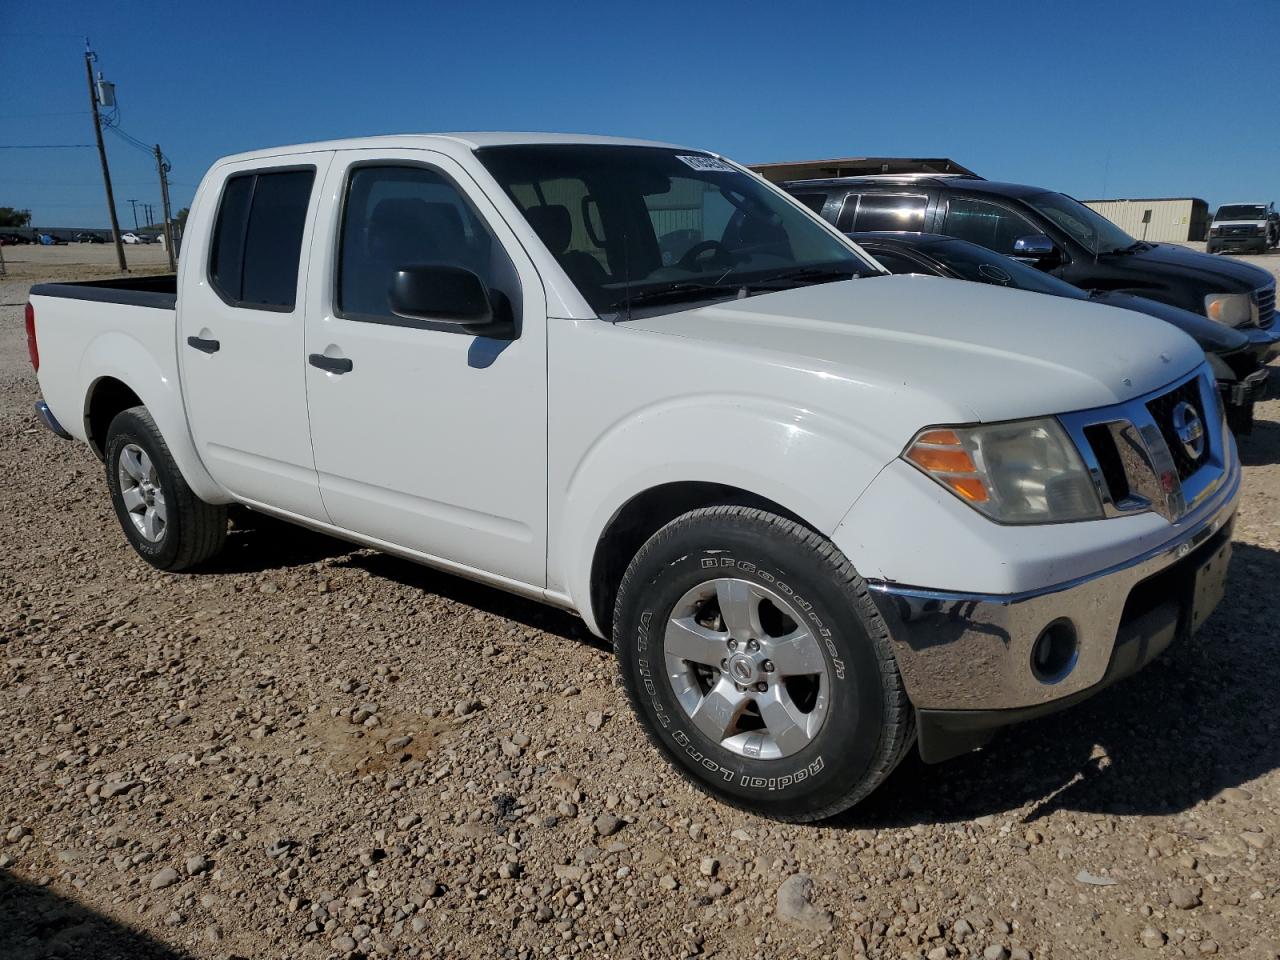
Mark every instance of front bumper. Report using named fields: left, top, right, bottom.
left=1208, top=235, right=1269, bottom=253
left=866, top=450, right=1240, bottom=762
left=1222, top=367, right=1271, bottom=407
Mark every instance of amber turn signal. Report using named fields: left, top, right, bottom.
left=905, top=430, right=990, bottom=503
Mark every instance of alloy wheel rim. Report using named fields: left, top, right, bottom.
left=663, top=577, right=831, bottom=761
left=117, top=443, right=167, bottom=542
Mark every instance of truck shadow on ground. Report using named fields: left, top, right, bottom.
left=842, top=540, right=1280, bottom=828
left=1237, top=418, right=1280, bottom=467
left=0, top=869, right=191, bottom=960
left=197, top=508, right=355, bottom=574
left=336, top=552, right=604, bottom=650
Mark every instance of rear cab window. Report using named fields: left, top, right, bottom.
left=209, top=168, right=316, bottom=310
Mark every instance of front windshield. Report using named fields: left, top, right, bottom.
left=919, top=238, right=1087, bottom=299
left=476, top=144, right=871, bottom=315
left=1216, top=204, right=1267, bottom=221
left=1024, top=191, right=1137, bottom=256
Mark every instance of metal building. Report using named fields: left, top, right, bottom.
left=1082, top=198, right=1210, bottom=243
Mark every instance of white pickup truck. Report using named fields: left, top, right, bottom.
left=27, top=133, right=1239, bottom=821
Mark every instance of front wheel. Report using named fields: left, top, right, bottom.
left=105, top=406, right=227, bottom=571
left=613, top=506, right=914, bottom=822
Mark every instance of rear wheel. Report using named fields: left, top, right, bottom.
left=105, top=406, right=226, bottom=571
left=613, top=506, right=914, bottom=821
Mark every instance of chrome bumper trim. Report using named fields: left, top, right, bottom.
left=867, top=451, right=1240, bottom=712
left=34, top=401, right=72, bottom=440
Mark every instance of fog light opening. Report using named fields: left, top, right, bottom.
left=1031, top=619, right=1078, bottom=684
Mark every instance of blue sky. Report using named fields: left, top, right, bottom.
left=4, top=0, right=1277, bottom=228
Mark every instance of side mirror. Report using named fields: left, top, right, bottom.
left=389, top=264, right=493, bottom=325
left=1012, top=234, right=1060, bottom=264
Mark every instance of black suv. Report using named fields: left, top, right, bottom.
left=783, top=174, right=1276, bottom=330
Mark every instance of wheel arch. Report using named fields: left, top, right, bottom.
left=586, top=481, right=822, bottom=641
left=84, top=376, right=142, bottom=459
left=78, top=331, right=229, bottom=503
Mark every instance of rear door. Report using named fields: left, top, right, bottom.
left=178, top=153, right=333, bottom=518
left=301, top=150, right=548, bottom=587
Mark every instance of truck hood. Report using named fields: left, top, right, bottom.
left=1087, top=290, right=1249, bottom=355
left=625, top=275, right=1204, bottom=423
left=1212, top=219, right=1268, bottom=228
left=1113, top=241, right=1273, bottom=291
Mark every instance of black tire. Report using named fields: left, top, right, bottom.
left=613, top=506, right=914, bottom=822
left=105, top=406, right=227, bottom=571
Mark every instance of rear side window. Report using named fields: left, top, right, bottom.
left=209, top=168, right=315, bottom=310
left=840, top=193, right=928, bottom=232
left=864, top=247, right=929, bottom=275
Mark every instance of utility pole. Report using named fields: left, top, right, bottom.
left=85, top=40, right=126, bottom=271
left=155, top=144, right=177, bottom=271
left=126, top=198, right=139, bottom=231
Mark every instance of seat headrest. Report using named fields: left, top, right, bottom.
left=524, top=205, right=572, bottom=255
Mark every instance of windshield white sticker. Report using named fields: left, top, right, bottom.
left=675, top=154, right=737, bottom=173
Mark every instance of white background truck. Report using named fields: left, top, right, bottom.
left=1208, top=202, right=1279, bottom=254
left=26, top=133, right=1239, bottom=820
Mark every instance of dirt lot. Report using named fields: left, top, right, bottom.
left=2, top=244, right=1279, bottom=960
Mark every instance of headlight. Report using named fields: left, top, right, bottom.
left=1204, top=292, right=1253, bottom=325
left=904, top=419, right=1102, bottom=524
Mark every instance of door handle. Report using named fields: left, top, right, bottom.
left=186, top=335, right=220, bottom=354
left=309, top=353, right=353, bottom=374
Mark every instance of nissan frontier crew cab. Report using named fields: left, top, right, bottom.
left=27, top=134, right=1240, bottom=821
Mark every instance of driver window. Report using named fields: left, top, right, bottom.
left=337, top=165, right=501, bottom=323
left=944, top=197, right=1042, bottom=256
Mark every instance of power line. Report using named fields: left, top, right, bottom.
left=0, top=143, right=94, bottom=149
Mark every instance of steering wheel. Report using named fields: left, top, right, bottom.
left=677, top=239, right=736, bottom=272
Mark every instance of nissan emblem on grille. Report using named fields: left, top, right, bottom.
left=1172, top=400, right=1205, bottom=460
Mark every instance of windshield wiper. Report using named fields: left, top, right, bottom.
left=745, top=265, right=860, bottom=289
left=1102, top=241, right=1149, bottom=256
left=604, top=266, right=860, bottom=317
left=604, top=281, right=745, bottom=315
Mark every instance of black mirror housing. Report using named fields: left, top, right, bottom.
left=389, top=265, right=493, bottom=325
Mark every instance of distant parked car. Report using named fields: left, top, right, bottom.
left=851, top=231, right=1277, bottom=433
left=74, top=232, right=106, bottom=244
left=122, top=232, right=144, bottom=244
left=0, top=232, right=31, bottom=246
left=782, top=173, right=1276, bottom=329
left=37, top=233, right=68, bottom=246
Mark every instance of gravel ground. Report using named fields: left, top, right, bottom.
left=2, top=245, right=1280, bottom=960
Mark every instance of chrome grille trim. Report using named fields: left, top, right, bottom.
left=1058, top=364, right=1227, bottom=522
left=1255, top=282, right=1276, bottom=329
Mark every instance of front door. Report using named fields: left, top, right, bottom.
left=178, top=153, right=333, bottom=519
left=302, top=151, right=548, bottom=588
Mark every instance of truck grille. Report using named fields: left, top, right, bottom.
left=1256, top=284, right=1275, bottom=329
left=1146, top=377, right=1207, bottom=480
left=1061, top=367, right=1226, bottom=523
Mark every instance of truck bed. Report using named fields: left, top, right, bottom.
left=29, top=274, right=177, bottom=311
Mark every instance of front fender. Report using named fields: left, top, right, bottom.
left=79, top=330, right=227, bottom=503
left=553, top=394, right=894, bottom=636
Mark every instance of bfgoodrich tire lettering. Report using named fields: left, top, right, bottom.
left=614, top=506, right=914, bottom=822
left=105, top=406, right=227, bottom=571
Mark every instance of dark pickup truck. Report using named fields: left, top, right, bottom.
left=850, top=231, right=1277, bottom=433
left=783, top=174, right=1276, bottom=331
